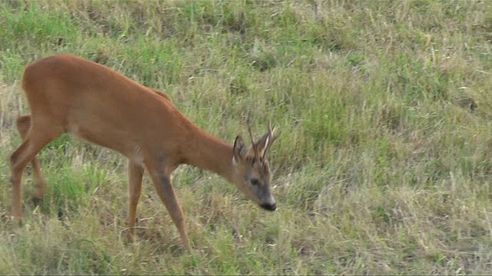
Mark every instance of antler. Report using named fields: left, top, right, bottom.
left=264, top=121, right=277, bottom=155
left=247, top=116, right=259, bottom=159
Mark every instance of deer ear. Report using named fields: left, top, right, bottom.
left=233, top=135, right=246, bottom=162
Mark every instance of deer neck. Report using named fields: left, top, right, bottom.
left=183, top=126, right=234, bottom=182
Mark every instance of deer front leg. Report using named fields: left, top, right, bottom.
left=127, top=160, right=144, bottom=240
left=147, top=168, right=191, bottom=251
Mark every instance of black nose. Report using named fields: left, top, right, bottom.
left=260, top=202, right=276, bottom=211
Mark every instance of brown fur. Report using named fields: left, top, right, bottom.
left=9, top=55, right=277, bottom=250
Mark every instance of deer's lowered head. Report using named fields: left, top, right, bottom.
left=231, top=124, right=278, bottom=211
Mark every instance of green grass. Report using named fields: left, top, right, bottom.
left=1, top=0, right=491, bottom=274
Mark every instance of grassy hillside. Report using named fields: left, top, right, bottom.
left=0, top=0, right=491, bottom=274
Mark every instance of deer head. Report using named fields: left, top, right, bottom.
left=231, top=123, right=278, bottom=211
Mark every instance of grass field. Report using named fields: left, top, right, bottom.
left=0, top=0, right=491, bottom=274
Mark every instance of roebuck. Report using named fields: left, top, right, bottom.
left=10, top=55, right=278, bottom=250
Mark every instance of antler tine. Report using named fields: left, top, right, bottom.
left=268, top=121, right=275, bottom=137
left=264, top=120, right=278, bottom=155
left=247, top=116, right=258, bottom=159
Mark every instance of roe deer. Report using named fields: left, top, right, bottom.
left=10, top=55, right=278, bottom=250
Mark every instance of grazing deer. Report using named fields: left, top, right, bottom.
left=10, top=55, right=277, bottom=250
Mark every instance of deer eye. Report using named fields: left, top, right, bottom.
left=251, top=178, right=260, bottom=186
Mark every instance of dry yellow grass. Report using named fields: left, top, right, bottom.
left=0, top=0, right=491, bottom=274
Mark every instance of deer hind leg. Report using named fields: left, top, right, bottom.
left=147, top=166, right=191, bottom=251
left=127, top=160, right=144, bottom=240
left=10, top=121, right=61, bottom=220
left=16, top=115, right=46, bottom=201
